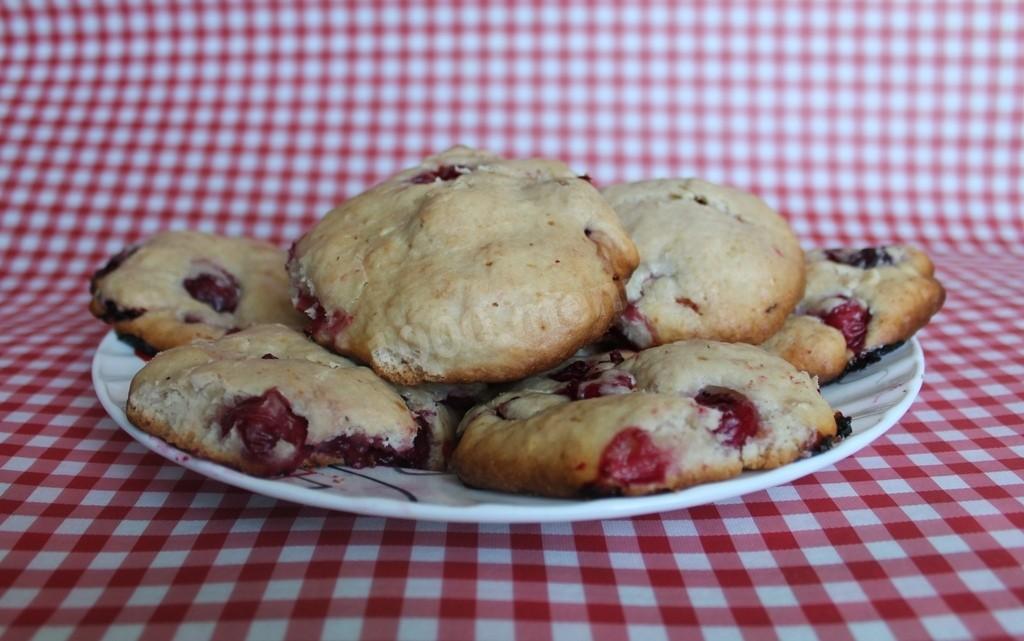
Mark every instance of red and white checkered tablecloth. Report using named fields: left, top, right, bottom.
left=1, top=2, right=1022, bottom=640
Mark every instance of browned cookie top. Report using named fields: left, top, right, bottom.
left=90, top=231, right=305, bottom=352
left=288, top=146, right=638, bottom=385
left=451, top=340, right=841, bottom=498
left=603, top=178, right=805, bottom=348
left=763, top=245, right=945, bottom=382
left=126, top=325, right=479, bottom=476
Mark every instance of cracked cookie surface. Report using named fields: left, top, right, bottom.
left=451, top=340, right=840, bottom=498
left=90, top=231, right=305, bottom=353
left=288, top=146, right=638, bottom=385
left=126, top=325, right=473, bottom=476
left=602, top=178, right=804, bottom=348
left=762, top=245, right=945, bottom=383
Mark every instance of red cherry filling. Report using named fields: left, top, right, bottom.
left=410, top=164, right=468, bottom=184
left=220, top=388, right=309, bottom=475
left=567, top=371, right=636, bottom=400
left=620, top=303, right=658, bottom=345
left=814, top=298, right=871, bottom=354
left=550, top=360, right=591, bottom=382
left=597, top=427, right=668, bottom=486
left=295, top=290, right=353, bottom=343
left=90, top=246, right=139, bottom=293
left=315, top=420, right=429, bottom=469
left=823, top=247, right=895, bottom=269
left=550, top=355, right=636, bottom=400
left=183, top=263, right=240, bottom=313
left=694, top=387, right=761, bottom=448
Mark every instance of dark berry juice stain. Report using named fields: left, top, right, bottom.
left=837, top=341, right=905, bottom=379
left=316, top=420, right=428, bottom=470
left=116, top=332, right=157, bottom=360
left=96, top=299, right=145, bottom=323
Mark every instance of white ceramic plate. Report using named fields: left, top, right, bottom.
left=92, top=331, right=924, bottom=523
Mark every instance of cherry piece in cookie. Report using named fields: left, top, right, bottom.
left=184, top=263, right=241, bottom=313
left=88, top=231, right=306, bottom=354
left=452, top=341, right=840, bottom=498
left=597, top=427, right=669, bottom=487
left=410, top=164, right=468, bottom=184
left=822, top=247, right=895, bottom=269
left=558, top=369, right=636, bottom=400
left=295, top=290, right=353, bottom=343
left=315, top=409, right=431, bottom=470
left=549, top=353, right=636, bottom=399
left=814, top=298, right=870, bottom=354
left=125, top=326, right=449, bottom=477
left=316, top=433, right=404, bottom=469
left=694, top=386, right=761, bottom=448
left=220, top=388, right=309, bottom=475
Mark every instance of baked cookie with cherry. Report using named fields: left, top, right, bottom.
left=602, top=178, right=804, bottom=348
left=90, top=231, right=305, bottom=353
left=451, top=341, right=846, bottom=498
left=288, top=145, right=638, bottom=385
left=126, top=325, right=477, bottom=476
left=762, top=245, right=945, bottom=383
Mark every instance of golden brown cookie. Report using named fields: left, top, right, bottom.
left=602, top=178, right=804, bottom=348
left=89, top=231, right=305, bottom=353
left=763, top=245, right=945, bottom=382
left=126, top=325, right=474, bottom=476
left=451, top=341, right=844, bottom=498
left=288, top=146, right=638, bottom=385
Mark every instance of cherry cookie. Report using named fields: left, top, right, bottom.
left=451, top=341, right=845, bottom=498
left=602, top=178, right=804, bottom=348
left=126, top=325, right=476, bottom=476
left=288, top=145, right=638, bottom=385
left=762, top=245, right=945, bottom=383
left=90, top=231, right=305, bottom=353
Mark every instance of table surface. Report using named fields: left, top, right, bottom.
left=2, top=3, right=1022, bottom=641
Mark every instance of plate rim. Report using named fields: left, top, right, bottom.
left=92, top=331, right=925, bottom=523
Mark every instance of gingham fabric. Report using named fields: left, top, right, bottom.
left=1, top=2, right=1022, bottom=640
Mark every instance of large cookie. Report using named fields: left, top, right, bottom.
left=602, top=178, right=804, bottom=348
left=762, top=245, right=945, bottom=382
left=126, top=325, right=476, bottom=476
left=451, top=341, right=845, bottom=498
left=288, top=146, right=638, bottom=385
left=90, top=231, right=305, bottom=353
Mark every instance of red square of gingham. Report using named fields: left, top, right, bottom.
left=1, top=2, right=1022, bottom=641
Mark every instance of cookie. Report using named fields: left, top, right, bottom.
left=762, top=245, right=945, bottom=382
left=760, top=315, right=850, bottom=383
left=451, top=341, right=844, bottom=498
left=288, top=145, right=639, bottom=385
left=602, top=178, right=804, bottom=348
left=126, top=325, right=475, bottom=476
left=90, top=231, right=305, bottom=353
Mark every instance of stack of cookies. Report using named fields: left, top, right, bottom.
left=90, top=146, right=945, bottom=498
